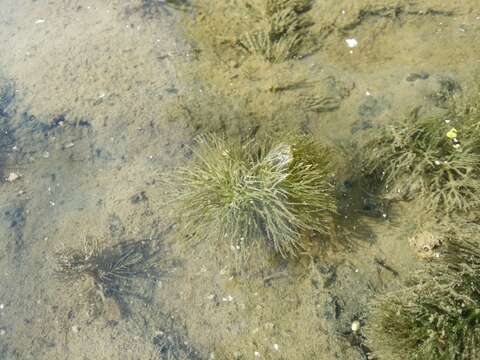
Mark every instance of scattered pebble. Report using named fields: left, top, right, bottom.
left=64, top=142, right=75, bottom=149
left=71, top=325, right=80, bottom=334
left=351, top=320, right=361, bottom=333
left=409, top=230, right=442, bottom=260
left=34, top=19, right=46, bottom=24
left=6, top=172, right=20, bottom=182
left=0, top=329, right=5, bottom=336
left=254, top=351, right=261, bottom=357
left=273, top=344, right=279, bottom=351
left=345, top=38, right=358, bottom=48
left=222, top=295, right=234, bottom=302
left=0, top=304, right=4, bottom=310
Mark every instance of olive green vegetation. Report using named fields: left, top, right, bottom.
left=188, top=0, right=316, bottom=65
left=237, top=0, right=314, bottom=63
left=360, top=95, right=480, bottom=214
left=55, top=238, right=154, bottom=300
left=169, top=134, right=337, bottom=264
left=140, top=0, right=189, bottom=15
left=366, top=226, right=480, bottom=360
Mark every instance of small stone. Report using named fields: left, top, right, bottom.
left=71, top=325, right=80, bottom=333
left=409, top=231, right=442, bottom=259
left=0, top=329, right=5, bottom=336
left=6, top=172, right=20, bottom=182
left=222, top=295, right=234, bottom=302
left=345, top=38, right=358, bottom=48
left=351, top=320, right=361, bottom=332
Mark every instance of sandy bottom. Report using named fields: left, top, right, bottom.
left=0, top=0, right=479, bottom=359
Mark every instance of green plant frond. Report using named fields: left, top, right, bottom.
left=367, top=232, right=480, bottom=360
left=360, top=106, right=480, bottom=214
left=235, top=0, right=314, bottom=62
left=167, top=134, right=337, bottom=265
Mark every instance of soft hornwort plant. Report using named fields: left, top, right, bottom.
left=366, top=225, right=480, bottom=360
left=55, top=238, right=156, bottom=303
left=169, top=134, right=337, bottom=264
left=237, top=0, right=314, bottom=63
left=360, top=95, right=480, bottom=214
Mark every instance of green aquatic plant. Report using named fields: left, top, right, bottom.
left=55, top=238, right=154, bottom=300
left=169, top=134, right=337, bottom=263
left=139, top=0, right=190, bottom=16
left=360, top=105, right=480, bottom=214
left=366, top=232, right=480, bottom=360
left=237, top=0, right=314, bottom=63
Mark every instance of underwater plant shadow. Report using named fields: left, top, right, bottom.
left=137, top=0, right=191, bottom=17
left=55, top=237, right=168, bottom=318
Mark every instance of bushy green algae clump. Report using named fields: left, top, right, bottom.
left=188, top=0, right=316, bottom=65
left=367, top=234, right=480, bottom=360
left=360, top=95, right=480, bottom=214
left=237, top=0, right=314, bottom=63
left=169, top=134, right=337, bottom=264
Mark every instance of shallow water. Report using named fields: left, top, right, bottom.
left=0, top=1, right=479, bottom=359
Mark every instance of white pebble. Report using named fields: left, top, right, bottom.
left=273, top=344, right=279, bottom=351
left=351, top=320, right=361, bottom=332
left=254, top=351, right=260, bottom=357
left=6, top=172, right=20, bottom=182
left=345, top=38, right=358, bottom=48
